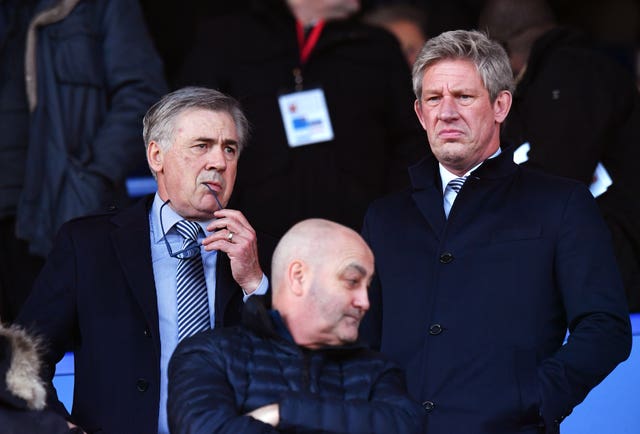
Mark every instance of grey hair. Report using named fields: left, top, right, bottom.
left=142, top=86, right=249, bottom=153
left=412, top=30, right=514, bottom=102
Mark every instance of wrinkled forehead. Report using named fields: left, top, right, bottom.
left=332, top=239, right=374, bottom=276
left=171, top=108, right=237, bottom=139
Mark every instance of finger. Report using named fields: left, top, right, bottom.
left=204, top=227, right=254, bottom=250
left=202, top=228, right=236, bottom=248
left=203, top=239, right=230, bottom=252
left=210, top=209, right=254, bottom=233
left=214, top=208, right=250, bottom=225
left=206, top=217, right=242, bottom=236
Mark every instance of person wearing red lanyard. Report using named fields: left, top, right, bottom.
left=178, top=0, right=426, bottom=240
left=296, top=19, right=325, bottom=66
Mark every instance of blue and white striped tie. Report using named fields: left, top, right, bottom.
left=175, top=220, right=210, bottom=341
left=447, top=176, right=467, bottom=194
left=444, top=176, right=468, bottom=218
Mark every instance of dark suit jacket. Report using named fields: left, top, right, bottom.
left=360, top=150, right=631, bottom=434
left=16, top=195, right=275, bottom=434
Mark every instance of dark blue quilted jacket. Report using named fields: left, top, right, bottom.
left=168, top=297, right=424, bottom=433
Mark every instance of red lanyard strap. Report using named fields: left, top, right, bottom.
left=296, top=19, right=325, bottom=65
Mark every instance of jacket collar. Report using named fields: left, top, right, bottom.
left=241, top=296, right=367, bottom=353
left=408, top=145, right=518, bottom=235
left=241, top=296, right=283, bottom=341
left=409, top=145, right=518, bottom=189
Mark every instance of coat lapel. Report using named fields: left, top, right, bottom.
left=110, top=196, right=160, bottom=348
left=409, top=157, right=447, bottom=238
left=438, top=147, right=519, bottom=226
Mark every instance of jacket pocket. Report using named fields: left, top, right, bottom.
left=48, top=8, right=104, bottom=86
left=514, top=349, right=542, bottom=429
left=491, top=224, right=542, bottom=243
left=57, top=161, right=111, bottom=226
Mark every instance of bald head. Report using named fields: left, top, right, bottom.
left=271, top=219, right=374, bottom=348
left=271, top=219, right=371, bottom=294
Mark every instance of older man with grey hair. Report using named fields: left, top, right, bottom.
left=360, top=30, right=631, bottom=434
left=17, top=87, right=276, bottom=434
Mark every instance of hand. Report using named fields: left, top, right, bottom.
left=203, top=209, right=263, bottom=293
left=246, top=403, right=280, bottom=427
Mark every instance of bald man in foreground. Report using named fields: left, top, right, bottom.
left=167, top=219, right=423, bottom=434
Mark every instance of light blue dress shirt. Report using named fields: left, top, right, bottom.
left=149, top=194, right=268, bottom=434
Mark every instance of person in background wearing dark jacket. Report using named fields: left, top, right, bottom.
left=360, top=30, right=631, bottom=434
left=168, top=218, right=423, bottom=434
left=479, top=0, right=640, bottom=311
left=17, top=87, right=275, bottom=434
left=178, top=0, right=426, bottom=239
left=0, top=0, right=167, bottom=323
left=363, top=3, right=428, bottom=67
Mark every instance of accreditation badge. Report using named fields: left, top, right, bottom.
left=278, top=88, right=334, bottom=147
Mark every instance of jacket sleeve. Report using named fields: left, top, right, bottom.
left=278, top=363, right=424, bottom=434
left=168, top=334, right=280, bottom=434
left=15, top=224, right=79, bottom=420
left=538, top=183, right=632, bottom=430
left=87, top=0, right=167, bottom=182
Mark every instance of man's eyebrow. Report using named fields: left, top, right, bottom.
left=193, top=137, right=239, bottom=146
left=422, top=87, right=441, bottom=95
left=342, top=263, right=367, bottom=277
left=423, top=86, right=475, bottom=95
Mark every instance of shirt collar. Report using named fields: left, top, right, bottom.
left=438, top=147, right=502, bottom=194
left=150, top=193, right=214, bottom=243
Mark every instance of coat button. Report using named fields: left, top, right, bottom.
left=429, top=324, right=443, bottom=335
left=136, top=379, right=149, bottom=392
left=143, top=327, right=151, bottom=338
left=439, top=252, right=454, bottom=263
left=422, top=400, right=435, bottom=413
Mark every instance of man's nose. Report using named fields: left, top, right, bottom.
left=205, top=146, right=227, bottom=171
left=438, top=96, right=459, bottom=121
left=354, top=287, right=370, bottom=312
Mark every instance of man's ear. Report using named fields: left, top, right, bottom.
left=414, top=99, right=428, bottom=131
left=147, top=141, right=163, bottom=174
left=288, top=260, right=306, bottom=297
left=493, top=90, right=512, bottom=124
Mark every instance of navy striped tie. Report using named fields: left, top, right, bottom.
left=175, top=220, right=210, bottom=341
left=447, top=176, right=467, bottom=193
left=444, top=176, right=468, bottom=218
